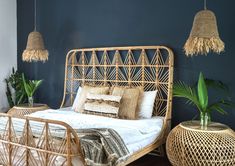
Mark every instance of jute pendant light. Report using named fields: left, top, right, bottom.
left=184, top=0, right=225, bottom=56
left=22, top=0, right=48, bottom=62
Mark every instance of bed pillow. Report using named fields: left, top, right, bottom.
left=137, top=90, right=158, bottom=119
left=74, top=85, right=110, bottom=112
left=111, top=87, right=140, bottom=120
left=72, top=87, right=82, bottom=110
left=83, top=93, right=122, bottom=118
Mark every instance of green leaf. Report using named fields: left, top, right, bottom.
left=197, top=72, right=208, bottom=112
left=208, top=103, right=227, bottom=115
left=31, top=80, right=43, bottom=96
left=205, top=79, right=229, bottom=94
left=173, top=81, right=201, bottom=112
left=22, top=73, right=43, bottom=98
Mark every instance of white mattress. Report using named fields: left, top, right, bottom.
left=29, top=107, right=164, bottom=154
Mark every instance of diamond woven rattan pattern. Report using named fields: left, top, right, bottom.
left=60, top=46, right=174, bottom=118
left=8, top=104, right=49, bottom=118
left=166, top=121, right=235, bottom=166
left=0, top=46, right=174, bottom=166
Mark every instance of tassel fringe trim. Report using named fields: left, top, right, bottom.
left=22, top=50, right=49, bottom=62
left=184, top=37, right=225, bottom=56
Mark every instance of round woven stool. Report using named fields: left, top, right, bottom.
left=8, top=103, right=49, bottom=118
left=166, top=121, right=235, bottom=166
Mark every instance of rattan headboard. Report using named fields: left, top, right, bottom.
left=60, top=46, right=174, bottom=117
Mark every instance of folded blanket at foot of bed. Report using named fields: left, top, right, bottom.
left=78, top=128, right=129, bottom=166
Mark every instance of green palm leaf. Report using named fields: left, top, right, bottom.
left=208, top=99, right=234, bottom=115
left=174, top=72, right=234, bottom=120
left=197, top=72, right=208, bottom=112
left=205, top=79, right=229, bottom=94
left=208, top=103, right=227, bottom=115
left=173, top=81, right=201, bottom=112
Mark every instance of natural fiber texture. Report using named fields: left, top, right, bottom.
left=61, top=46, right=174, bottom=119
left=184, top=36, right=225, bottom=56
left=166, top=121, right=235, bottom=166
left=0, top=46, right=174, bottom=166
left=112, top=87, right=140, bottom=120
left=0, top=46, right=175, bottom=166
left=0, top=113, right=84, bottom=166
left=22, top=31, right=49, bottom=62
left=22, top=50, right=49, bottom=62
left=60, top=46, right=174, bottom=161
left=0, top=114, right=129, bottom=166
left=184, top=10, right=225, bottom=56
left=8, top=104, right=49, bottom=118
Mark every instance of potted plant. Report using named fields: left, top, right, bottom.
left=22, top=74, right=43, bottom=107
left=5, top=68, right=27, bottom=107
left=173, top=72, right=233, bottom=129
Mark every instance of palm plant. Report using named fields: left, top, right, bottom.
left=173, top=72, right=233, bottom=128
left=22, top=74, right=43, bottom=107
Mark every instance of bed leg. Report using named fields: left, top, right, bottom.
left=8, top=117, right=12, bottom=166
left=67, top=128, right=72, bottom=166
left=149, top=144, right=165, bottom=157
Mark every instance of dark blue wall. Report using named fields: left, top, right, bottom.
left=17, top=0, right=235, bottom=129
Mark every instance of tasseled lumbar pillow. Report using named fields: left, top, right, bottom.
left=74, top=85, right=110, bottom=113
left=83, top=93, right=122, bottom=118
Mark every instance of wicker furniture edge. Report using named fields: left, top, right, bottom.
left=0, top=112, right=85, bottom=166
left=7, top=104, right=49, bottom=118
left=0, top=46, right=174, bottom=166
left=166, top=121, right=235, bottom=165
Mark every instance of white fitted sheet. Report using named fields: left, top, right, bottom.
left=29, top=107, right=164, bottom=154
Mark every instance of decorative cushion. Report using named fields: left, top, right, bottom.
left=74, top=85, right=110, bottom=112
left=111, top=87, right=140, bottom=119
left=136, top=90, right=158, bottom=119
left=83, top=93, right=122, bottom=118
left=72, top=87, right=82, bottom=110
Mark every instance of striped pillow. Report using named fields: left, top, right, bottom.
left=83, top=93, right=122, bottom=118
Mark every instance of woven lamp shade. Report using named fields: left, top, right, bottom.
left=22, top=31, right=48, bottom=62
left=184, top=10, right=225, bottom=56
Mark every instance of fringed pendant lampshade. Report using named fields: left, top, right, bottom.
left=184, top=1, right=225, bottom=56
left=22, top=0, right=48, bottom=62
left=22, top=31, right=48, bottom=62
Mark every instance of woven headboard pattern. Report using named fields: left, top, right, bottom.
left=60, top=46, right=174, bottom=117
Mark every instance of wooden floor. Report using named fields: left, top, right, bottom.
left=128, top=154, right=171, bottom=166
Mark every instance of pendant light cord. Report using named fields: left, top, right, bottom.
left=204, top=0, right=207, bottom=10
left=34, top=0, right=37, bottom=31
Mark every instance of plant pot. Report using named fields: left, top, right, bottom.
left=28, top=96, right=34, bottom=107
left=200, top=112, right=211, bottom=129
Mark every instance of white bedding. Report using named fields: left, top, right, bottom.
left=28, top=107, right=164, bottom=154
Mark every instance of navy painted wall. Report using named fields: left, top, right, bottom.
left=17, top=0, right=235, bottom=129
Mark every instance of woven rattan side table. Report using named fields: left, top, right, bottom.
left=166, top=121, right=235, bottom=166
left=8, top=103, right=49, bottom=118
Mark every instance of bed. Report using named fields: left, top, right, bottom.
left=0, top=46, right=174, bottom=166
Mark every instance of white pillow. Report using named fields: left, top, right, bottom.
left=72, top=87, right=82, bottom=110
left=138, top=90, right=158, bottom=119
